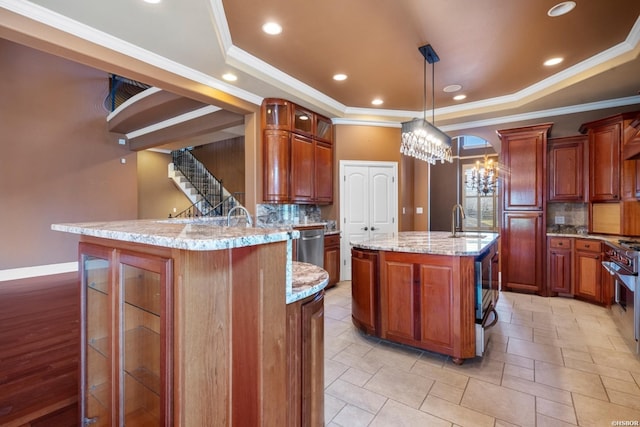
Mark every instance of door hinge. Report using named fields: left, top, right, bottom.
left=343, top=175, right=346, bottom=182
left=393, top=217, right=395, bottom=223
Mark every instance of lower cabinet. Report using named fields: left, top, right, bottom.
left=502, top=211, right=546, bottom=295
left=286, top=291, right=324, bottom=427
left=351, top=248, right=378, bottom=335
left=323, top=234, right=340, bottom=288
left=80, top=242, right=172, bottom=426
left=574, top=239, right=603, bottom=304
left=547, top=237, right=573, bottom=294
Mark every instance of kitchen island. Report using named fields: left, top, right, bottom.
left=351, top=231, right=499, bottom=364
left=53, top=218, right=327, bottom=427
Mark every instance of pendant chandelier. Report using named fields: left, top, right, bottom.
left=466, top=142, right=498, bottom=195
left=400, top=44, right=452, bottom=164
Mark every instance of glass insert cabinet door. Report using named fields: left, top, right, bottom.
left=80, top=243, right=172, bottom=427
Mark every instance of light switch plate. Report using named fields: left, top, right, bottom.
left=416, top=207, right=423, bottom=214
left=555, top=216, right=565, bottom=224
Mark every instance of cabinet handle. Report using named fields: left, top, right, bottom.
left=584, top=244, right=590, bottom=248
left=558, top=242, right=563, bottom=246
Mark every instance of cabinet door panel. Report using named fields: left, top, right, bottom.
left=263, top=130, right=290, bottom=202
left=502, top=212, right=544, bottom=293
left=575, top=251, right=602, bottom=302
left=548, top=249, right=572, bottom=294
left=291, top=134, right=314, bottom=202
left=351, top=249, right=378, bottom=334
left=301, top=293, right=324, bottom=427
left=502, top=133, right=545, bottom=210
left=589, top=123, right=620, bottom=201
left=314, top=142, right=333, bottom=203
left=548, top=137, right=585, bottom=202
left=419, top=264, right=453, bottom=347
left=381, top=260, right=416, bottom=342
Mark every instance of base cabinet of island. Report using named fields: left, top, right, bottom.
left=352, top=248, right=478, bottom=364
left=286, top=291, right=325, bottom=427
left=78, top=236, right=290, bottom=427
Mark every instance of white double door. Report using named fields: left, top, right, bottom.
left=339, top=161, right=398, bottom=281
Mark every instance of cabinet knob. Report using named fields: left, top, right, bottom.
left=585, top=244, right=590, bottom=248
left=558, top=242, right=563, bottom=246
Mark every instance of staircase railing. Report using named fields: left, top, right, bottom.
left=169, top=193, right=245, bottom=219
left=169, top=149, right=245, bottom=218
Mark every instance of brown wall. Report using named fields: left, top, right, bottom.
left=328, top=124, right=424, bottom=231
left=137, top=150, right=192, bottom=219
left=191, top=136, right=246, bottom=197
left=0, top=39, right=137, bottom=269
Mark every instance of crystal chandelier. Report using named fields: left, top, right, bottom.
left=466, top=146, right=498, bottom=195
left=400, top=44, right=453, bottom=164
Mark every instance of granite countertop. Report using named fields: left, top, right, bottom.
left=289, top=261, right=328, bottom=304
left=351, top=231, right=499, bottom=256
left=546, top=232, right=633, bottom=245
left=52, top=218, right=299, bottom=251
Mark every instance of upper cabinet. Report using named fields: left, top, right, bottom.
left=262, top=98, right=334, bottom=204
left=498, top=123, right=552, bottom=211
left=581, top=117, right=622, bottom=201
left=548, top=135, right=587, bottom=203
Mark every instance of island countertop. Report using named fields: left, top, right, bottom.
left=351, top=231, right=499, bottom=256
left=290, top=261, right=328, bottom=303
left=52, top=218, right=299, bottom=251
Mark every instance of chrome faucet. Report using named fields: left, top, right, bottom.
left=451, top=204, right=466, bottom=237
left=226, top=205, right=253, bottom=227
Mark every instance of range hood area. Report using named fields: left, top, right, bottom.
left=623, top=112, right=640, bottom=160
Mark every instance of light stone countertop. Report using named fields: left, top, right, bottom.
left=290, top=261, right=328, bottom=304
left=52, top=218, right=299, bottom=251
left=351, top=231, right=499, bottom=256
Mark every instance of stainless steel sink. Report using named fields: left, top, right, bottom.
left=449, top=232, right=487, bottom=238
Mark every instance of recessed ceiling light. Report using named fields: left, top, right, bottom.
left=371, top=98, right=383, bottom=106
left=443, top=84, right=462, bottom=93
left=544, top=57, right=564, bottom=66
left=222, top=73, right=238, bottom=82
left=333, top=73, right=348, bottom=81
left=143, top=0, right=161, bottom=3
left=262, top=22, right=282, bottom=35
left=547, top=1, right=576, bottom=17
left=453, top=94, right=467, bottom=101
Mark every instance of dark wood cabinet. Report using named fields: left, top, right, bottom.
left=351, top=248, right=378, bottom=335
left=547, top=237, right=573, bottom=294
left=498, top=123, right=551, bottom=296
left=286, top=291, right=324, bottom=427
left=586, top=120, right=621, bottom=201
left=499, top=124, right=550, bottom=211
left=502, top=211, right=545, bottom=294
left=80, top=242, right=173, bottom=426
left=263, top=129, right=290, bottom=202
left=323, top=233, right=340, bottom=288
left=548, top=135, right=587, bottom=202
left=574, top=239, right=602, bottom=303
left=291, top=134, right=315, bottom=202
left=262, top=98, right=333, bottom=204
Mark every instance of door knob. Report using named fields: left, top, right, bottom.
left=363, top=227, right=368, bottom=231
left=371, top=227, right=377, bottom=231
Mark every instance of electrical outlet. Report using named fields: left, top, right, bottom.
left=416, top=207, right=423, bottom=214
left=555, top=216, right=565, bottom=224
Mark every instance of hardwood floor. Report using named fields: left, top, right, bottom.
left=0, top=273, right=79, bottom=427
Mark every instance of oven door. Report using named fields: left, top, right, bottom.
left=602, top=261, right=639, bottom=353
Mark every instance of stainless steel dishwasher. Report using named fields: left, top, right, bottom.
left=297, top=227, right=325, bottom=268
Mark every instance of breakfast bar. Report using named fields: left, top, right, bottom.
left=52, top=218, right=327, bottom=426
left=351, top=231, right=499, bottom=364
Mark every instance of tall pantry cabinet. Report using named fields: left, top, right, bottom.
left=498, top=123, right=552, bottom=296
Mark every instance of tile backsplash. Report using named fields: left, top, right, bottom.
left=256, top=204, right=322, bottom=227
left=546, top=202, right=588, bottom=233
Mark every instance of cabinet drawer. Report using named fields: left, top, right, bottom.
left=324, top=233, right=340, bottom=248
left=549, top=237, right=572, bottom=249
left=575, top=239, right=601, bottom=252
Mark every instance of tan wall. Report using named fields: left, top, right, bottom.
left=328, top=124, right=423, bottom=231
left=137, top=150, right=192, bottom=219
left=0, top=39, right=138, bottom=269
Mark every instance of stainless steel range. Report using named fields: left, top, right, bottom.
left=603, top=239, right=640, bottom=355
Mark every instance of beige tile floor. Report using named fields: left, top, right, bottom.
left=323, top=281, right=640, bottom=427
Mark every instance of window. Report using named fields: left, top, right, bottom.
left=462, top=163, right=499, bottom=231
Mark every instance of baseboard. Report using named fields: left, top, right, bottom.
left=0, top=262, right=78, bottom=282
